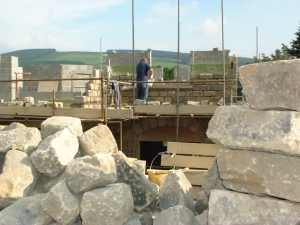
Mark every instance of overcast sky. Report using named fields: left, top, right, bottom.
left=0, top=0, right=299, bottom=58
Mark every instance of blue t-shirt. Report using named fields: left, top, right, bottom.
left=136, top=61, right=151, bottom=81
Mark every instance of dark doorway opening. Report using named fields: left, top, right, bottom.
left=140, top=141, right=167, bottom=170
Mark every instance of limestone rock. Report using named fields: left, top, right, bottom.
left=146, top=101, right=160, bottom=105
left=158, top=170, right=195, bottom=214
left=24, top=96, right=34, bottom=104
left=65, top=153, right=117, bottom=194
left=153, top=205, right=200, bottom=225
left=207, top=105, right=300, bottom=156
left=239, top=59, right=300, bottom=111
left=194, top=191, right=208, bottom=215
left=112, top=151, right=158, bottom=212
left=40, top=179, right=82, bottom=225
left=0, top=193, right=54, bottom=225
left=40, top=116, right=83, bottom=140
left=217, top=148, right=300, bottom=203
left=0, top=150, right=37, bottom=209
left=0, top=124, right=41, bottom=154
left=79, top=124, right=118, bottom=156
left=195, top=210, right=208, bottom=225
left=123, top=217, right=142, bottom=225
left=187, top=100, right=200, bottom=106
left=135, top=99, right=146, bottom=105
left=80, top=183, right=134, bottom=225
left=30, top=128, right=79, bottom=178
left=201, top=158, right=225, bottom=197
left=43, top=172, right=66, bottom=193
left=1, top=122, right=26, bottom=131
left=209, top=189, right=300, bottom=225
left=129, top=211, right=153, bottom=225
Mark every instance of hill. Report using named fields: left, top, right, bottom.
left=1, top=48, right=253, bottom=68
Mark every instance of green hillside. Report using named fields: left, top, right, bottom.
left=1, top=48, right=252, bottom=68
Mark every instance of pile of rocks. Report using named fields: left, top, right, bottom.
left=195, top=59, right=300, bottom=224
left=0, top=116, right=205, bottom=225
left=0, top=96, right=63, bottom=108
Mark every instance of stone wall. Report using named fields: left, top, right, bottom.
left=108, top=117, right=211, bottom=158
left=109, top=73, right=233, bottom=105
left=0, top=56, right=23, bottom=101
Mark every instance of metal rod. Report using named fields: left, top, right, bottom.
left=52, top=90, right=56, bottom=116
left=176, top=0, right=180, bottom=142
left=221, top=0, right=226, bottom=106
left=256, top=26, right=258, bottom=63
left=100, top=38, right=102, bottom=71
left=132, top=0, right=136, bottom=158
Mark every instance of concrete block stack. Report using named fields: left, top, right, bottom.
left=74, top=79, right=102, bottom=108
left=0, top=56, right=23, bottom=101
left=23, top=64, right=93, bottom=93
left=198, top=59, right=300, bottom=224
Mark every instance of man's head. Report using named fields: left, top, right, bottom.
left=141, top=57, right=148, bottom=62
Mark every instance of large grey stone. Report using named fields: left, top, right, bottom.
left=129, top=211, right=153, bottom=225
left=30, top=128, right=79, bottom=178
left=0, top=124, right=41, bottom=154
left=209, top=189, right=300, bottom=225
left=158, top=170, right=195, bottom=214
left=201, top=158, right=225, bottom=197
left=112, top=151, right=158, bottom=212
left=41, top=116, right=83, bottom=139
left=194, top=191, right=208, bottom=215
left=239, top=59, right=300, bottom=111
left=207, top=105, right=300, bottom=156
left=153, top=205, right=200, bottom=225
left=80, top=183, right=134, bottom=225
left=195, top=210, right=208, bottom=225
left=217, top=148, right=300, bottom=203
left=0, top=194, right=54, bottom=225
left=0, top=150, right=37, bottom=209
left=1, top=122, right=26, bottom=131
left=79, top=124, right=118, bottom=156
left=65, top=153, right=117, bottom=194
left=40, top=179, right=82, bottom=225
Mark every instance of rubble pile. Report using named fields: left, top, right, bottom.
left=0, top=116, right=204, bottom=225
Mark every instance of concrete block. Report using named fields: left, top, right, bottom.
left=204, top=91, right=217, bottom=97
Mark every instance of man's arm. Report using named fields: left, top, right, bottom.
left=148, top=68, right=154, bottom=79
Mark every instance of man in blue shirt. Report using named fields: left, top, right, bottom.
left=136, top=57, right=153, bottom=100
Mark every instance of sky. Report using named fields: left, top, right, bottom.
left=0, top=0, right=299, bottom=58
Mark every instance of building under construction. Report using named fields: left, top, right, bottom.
left=0, top=48, right=240, bottom=170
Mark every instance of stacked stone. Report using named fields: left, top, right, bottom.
left=74, top=80, right=102, bottom=108
left=0, top=56, right=23, bottom=101
left=200, top=59, right=300, bottom=224
left=0, top=96, right=63, bottom=108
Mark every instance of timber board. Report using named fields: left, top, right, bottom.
left=0, top=106, right=133, bottom=119
left=161, top=154, right=215, bottom=169
left=167, top=142, right=220, bottom=156
left=134, top=105, right=217, bottom=115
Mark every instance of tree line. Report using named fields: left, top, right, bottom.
left=254, top=23, right=300, bottom=62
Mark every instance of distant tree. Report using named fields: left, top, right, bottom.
left=288, top=24, right=300, bottom=58
left=253, top=44, right=291, bottom=62
left=163, top=67, right=175, bottom=80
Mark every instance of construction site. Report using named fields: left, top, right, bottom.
left=2, top=45, right=300, bottom=224
left=0, top=47, right=239, bottom=167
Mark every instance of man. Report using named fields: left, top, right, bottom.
left=136, top=57, right=153, bottom=100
